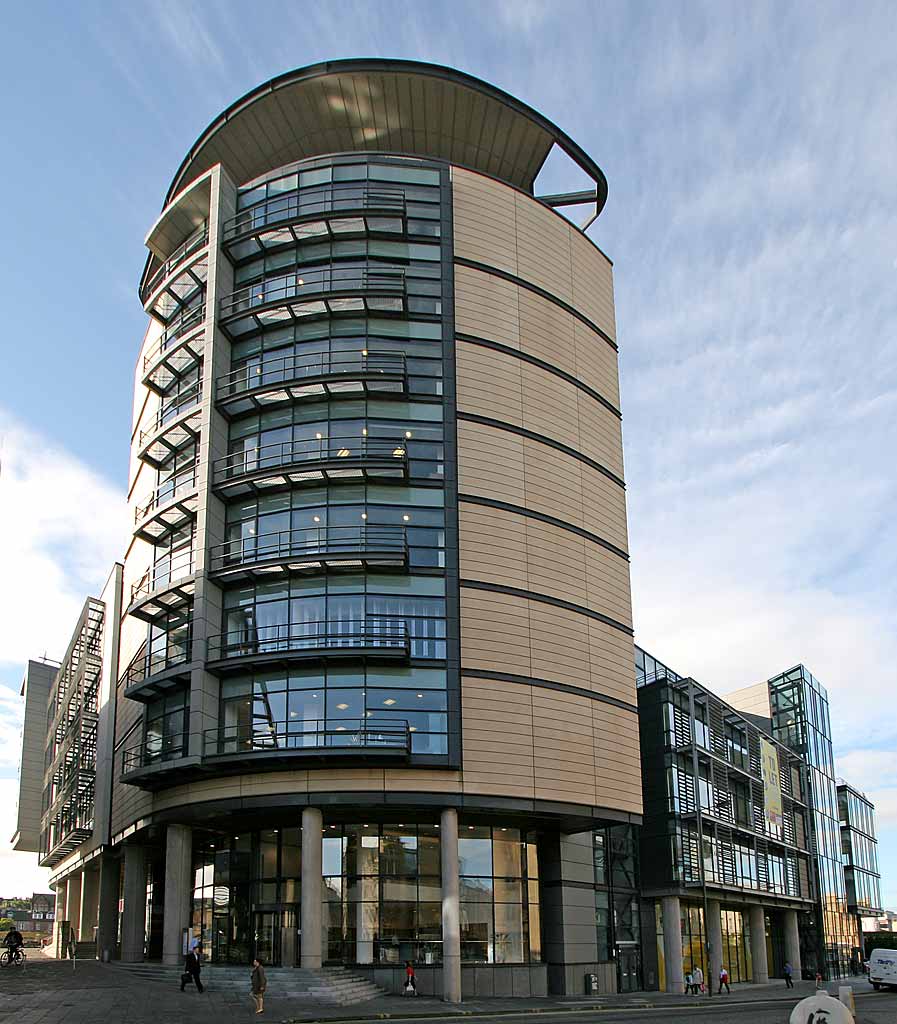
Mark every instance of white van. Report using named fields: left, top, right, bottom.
left=869, top=948, right=897, bottom=990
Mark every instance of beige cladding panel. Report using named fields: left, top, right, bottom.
left=460, top=677, right=641, bottom=811
left=459, top=503, right=632, bottom=629
left=456, top=340, right=623, bottom=478
left=452, top=167, right=617, bottom=343
left=455, top=264, right=620, bottom=411
left=460, top=587, right=636, bottom=705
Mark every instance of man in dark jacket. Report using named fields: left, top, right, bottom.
left=181, top=945, right=204, bottom=993
left=251, top=958, right=267, bottom=1014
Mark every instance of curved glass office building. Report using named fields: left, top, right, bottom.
left=50, top=61, right=641, bottom=999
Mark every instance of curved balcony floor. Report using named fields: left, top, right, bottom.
left=141, top=224, right=209, bottom=307
left=206, top=622, right=411, bottom=675
left=208, top=525, right=407, bottom=582
left=212, top=438, right=408, bottom=498
left=137, top=403, right=202, bottom=469
left=216, top=352, right=406, bottom=419
left=141, top=306, right=206, bottom=395
left=145, top=249, right=208, bottom=324
left=219, top=268, right=406, bottom=339
left=121, top=642, right=192, bottom=703
left=127, top=572, right=195, bottom=623
left=133, top=484, right=199, bottom=543
left=222, top=184, right=406, bottom=258
left=120, top=748, right=199, bottom=790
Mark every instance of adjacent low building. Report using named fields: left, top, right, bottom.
left=634, top=648, right=813, bottom=992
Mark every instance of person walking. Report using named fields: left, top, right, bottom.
left=814, top=969, right=823, bottom=989
left=251, top=958, right=267, bottom=1015
left=718, top=966, right=730, bottom=994
left=181, top=946, right=204, bottom=993
left=404, top=961, right=417, bottom=996
left=684, top=969, right=693, bottom=995
left=693, top=965, right=704, bottom=994
left=784, top=961, right=794, bottom=989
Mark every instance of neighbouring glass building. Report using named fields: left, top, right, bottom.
left=13, top=60, right=642, bottom=1000
left=729, top=665, right=859, bottom=979
left=635, top=648, right=814, bottom=992
left=837, top=781, right=883, bottom=960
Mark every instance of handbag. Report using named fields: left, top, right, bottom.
left=181, top=972, right=192, bottom=986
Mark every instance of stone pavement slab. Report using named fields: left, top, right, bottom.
left=0, top=959, right=883, bottom=1024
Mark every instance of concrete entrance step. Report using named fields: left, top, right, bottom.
left=108, top=963, right=384, bottom=1004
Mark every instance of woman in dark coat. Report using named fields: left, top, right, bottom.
left=251, top=958, right=267, bottom=1014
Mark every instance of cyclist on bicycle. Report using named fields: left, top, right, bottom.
left=4, top=927, right=24, bottom=953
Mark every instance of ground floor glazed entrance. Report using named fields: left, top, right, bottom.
left=190, top=821, right=541, bottom=969
left=63, top=806, right=631, bottom=999
left=649, top=895, right=806, bottom=993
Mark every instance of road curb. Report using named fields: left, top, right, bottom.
left=281, top=989, right=880, bottom=1024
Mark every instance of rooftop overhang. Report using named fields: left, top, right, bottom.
left=162, top=58, right=607, bottom=214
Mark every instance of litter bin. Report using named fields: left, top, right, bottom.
left=585, top=972, right=599, bottom=995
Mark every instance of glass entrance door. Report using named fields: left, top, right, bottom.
left=617, top=946, right=641, bottom=992
left=254, top=911, right=279, bottom=965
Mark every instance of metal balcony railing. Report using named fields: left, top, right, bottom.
left=121, top=737, right=189, bottom=777
left=212, top=435, right=408, bottom=488
left=209, top=524, right=407, bottom=576
left=135, top=462, right=198, bottom=524
left=223, top=184, right=406, bottom=244
left=130, top=552, right=195, bottom=606
left=204, top=718, right=411, bottom=757
left=120, top=630, right=192, bottom=696
left=141, top=222, right=209, bottom=304
left=141, top=304, right=206, bottom=382
left=139, top=380, right=202, bottom=447
left=219, top=267, right=405, bottom=321
left=206, top=619, right=411, bottom=664
left=216, top=350, right=406, bottom=412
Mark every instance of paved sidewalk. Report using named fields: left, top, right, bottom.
left=0, top=958, right=878, bottom=1024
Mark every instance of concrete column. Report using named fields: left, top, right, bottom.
left=749, top=905, right=769, bottom=984
left=79, top=869, right=100, bottom=946
left=162, top=825, right=193, bottom=965
left=538, top=831, right=602, bottom=995
left=96, top=855, right=120, bottom=960
left=706, top=899, right=723, bottom=990
left=53, top=881, right=68, bottom=956
left=300, top=806, right=323, bottom=968
left=661, top=896, right=684, bottom=994
left=356, top=841, right=377, bottom=964
left=66, top=874, right=83, bottom=942
left=783, top=909, right=802, bottom=979
left=120, top=845, right=148, bottom=962
left=440, top=808, right=461, bottom=1003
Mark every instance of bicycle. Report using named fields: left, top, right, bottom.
left=0, top=948, right=25, bottom=967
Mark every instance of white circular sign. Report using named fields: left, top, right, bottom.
left=788, top=992, right=854, bottom=1024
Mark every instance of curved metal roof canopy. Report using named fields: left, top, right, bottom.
left=164, top=59, right=607, bottom=216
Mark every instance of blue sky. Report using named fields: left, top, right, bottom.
left=1, top=0, right=894, bottom=906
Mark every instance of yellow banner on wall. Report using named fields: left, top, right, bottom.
left=760, top=737, right=783, bottom=830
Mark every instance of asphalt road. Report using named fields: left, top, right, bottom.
left=360, top=992, right=897, bottom=1024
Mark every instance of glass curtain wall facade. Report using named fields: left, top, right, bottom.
left=769, top=667, right=855, bottom=977
left=593, top=826, right=642, bottom=991
left=636, top=648, right=814, bottom=991
left=208, top=156, right=453, bottom=762
left=838, top=782, right=883, bottom=960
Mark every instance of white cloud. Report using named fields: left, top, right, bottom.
left=0, top=408, right=127, bottom=671
left=0, top=683, right=29, bottom=771
left=0, top=779, right=51, bottom=898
